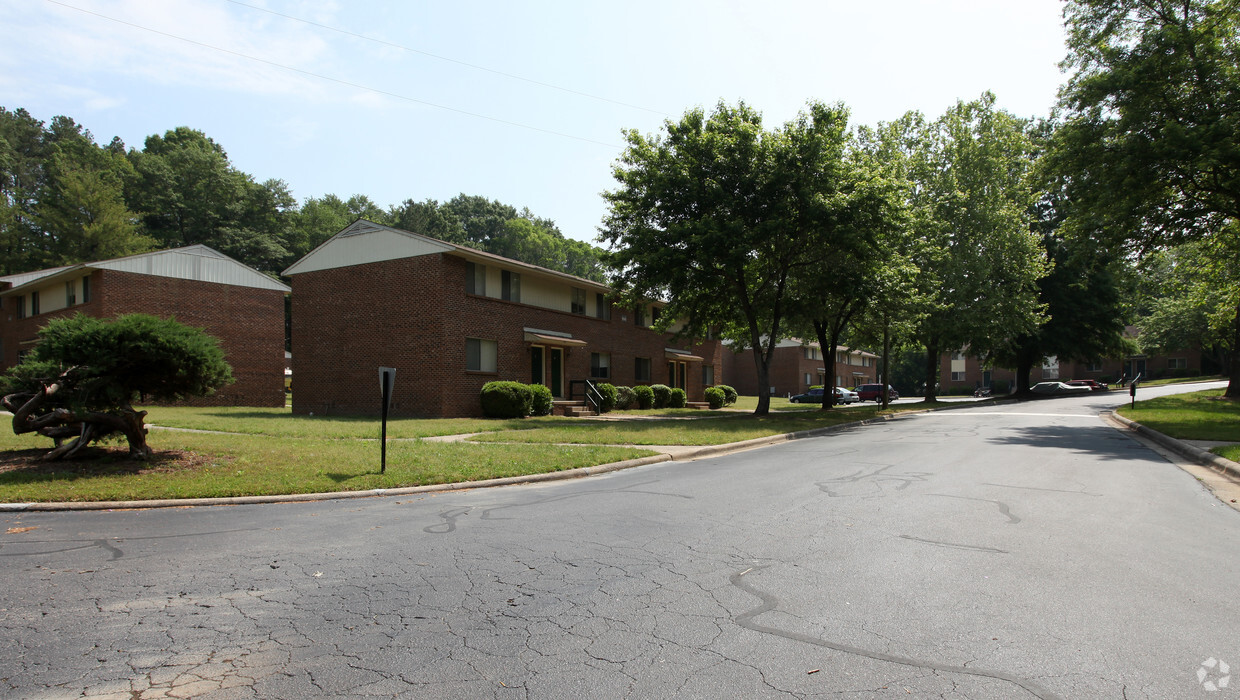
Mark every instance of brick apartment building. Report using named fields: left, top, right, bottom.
left=0, top=246, right=290, bottom=407
left=722, top=339, right=879, bottom=397
left=939, top=332, right=1207, bottom=394
left=282, top=220, right=724, bottom=418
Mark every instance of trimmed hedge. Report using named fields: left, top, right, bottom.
left=530, top=383, right=554, bottom=416
left=480, top=381, right=532, bottom=418
left=614, top=385, right=636, bottom=410
left=650, top=384, right=672, bottom=409
left=633, top=385, right=654, bottom=410
left=716, top=384, right=738, bottom=405
left=704, top=386, right=726, bottom=409
left=597, top=383, right=618, bottom=412
left=669, top=388, right=687, bottom=408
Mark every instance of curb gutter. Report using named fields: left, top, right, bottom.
left=1104, top=411, right=1240, bottom=482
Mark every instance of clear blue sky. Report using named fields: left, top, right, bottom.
left=1, top=0, right=1070, bottom=243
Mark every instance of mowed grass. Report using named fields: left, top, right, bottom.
left=0, top=400, right=905, bottom=503
left=471, top=404, right=891, bottom=445
left=1118, top=389, right=1240, bottom=460
left=141, top=405, right=548, bottom=439
left=0, top=428, right=653, bottom=503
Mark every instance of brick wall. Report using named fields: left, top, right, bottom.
left=0, top=270, right=286, bottom=407
left=290, top=253, right=724, bottom=418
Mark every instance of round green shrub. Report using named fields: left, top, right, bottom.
left=480, top=381, right=532, bottom=418
left=669, top=387, right=687, bottom=408
left=614, top=385, right=635, bottom=410
left=632, top=385, right=654, bottom=410
left=529, top=383, right=554, bottom=416
left=705, top=386, right=726, bottom=409
left=596, top=383, right=618, bottom=412
left=650, top=383, right=672, bottom=409
left=716, top=384, right=738, bottom=405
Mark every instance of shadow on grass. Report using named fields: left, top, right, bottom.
left=0, top=447, right=212, bottom=483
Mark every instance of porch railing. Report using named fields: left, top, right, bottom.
left=568, top=379, right=603, bottom=414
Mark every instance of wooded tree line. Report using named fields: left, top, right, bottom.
left=603, top=0, right=1240, bottom=410
left=0, top=111, right=607, bottom=281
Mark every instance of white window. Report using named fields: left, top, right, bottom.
left=1042, top=356, right=1059, bottom=380
left=1086, top=361, right=1102, bottom=372
left=805, top=372, right=812, bottom=386
left=951, top=371, right=966, bottom=382
left=466, top=338, right=497, bottom=372
left=595, top=293, right=611, bottom=320
left=572, top=287, right=586, bottom=314
left=65, top=281, right=75, bottom=306
left=1169, top=358, right=1187, bottom=370
left=15, top=295, right=25, bottom=319
left=590, top=352, right=610, bottom=379
left=81, top=275, right=91, bottom=303
left=703, top=365, right=714, bottom=385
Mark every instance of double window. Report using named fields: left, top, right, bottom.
left=634, top=357, right=651, bottom=382
left=590, top=352, right=610, bottom=379
left=502, top=270, right=521, bottom=302
left=466, top=262, right=486, bottom=295
left=466, top=338, right=498, bottom=373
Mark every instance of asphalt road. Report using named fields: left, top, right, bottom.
left=1, top=383, right=1237, bottom=699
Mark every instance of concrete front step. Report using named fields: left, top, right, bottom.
left=552, top=400, right=597, bottom=418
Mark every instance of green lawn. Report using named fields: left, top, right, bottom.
left=0, top=428, right=652, bottom=503
left=0, top=400, right=914, bottom=503
left=1117, top=389, right=1240, bottom=461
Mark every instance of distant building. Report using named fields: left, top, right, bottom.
left=722, top=339, right=879, bottom=397
left=0, top=246, right=289, bottom=406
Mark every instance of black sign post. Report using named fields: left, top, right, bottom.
left=379, top=367, right=396, bottom=473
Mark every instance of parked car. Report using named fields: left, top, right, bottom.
left=1065, top=379, right=1107, bottom=391
left=790, top=387, right=859, bottom=405
left=834, top=387, right=860, bottom=404
left=855, top=383, right=899, bottom=402
left=790, top=388, right=826, bottom=404
left=1030, top=381, right=1093, bottom=396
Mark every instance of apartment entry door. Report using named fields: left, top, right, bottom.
left=550, top=348, right=564, bottom=397
left=531, top=345, right=565, bottom=398
left=667, top=360, right=687, bottom=390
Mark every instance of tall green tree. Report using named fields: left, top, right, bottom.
left=907, top=95, right=1048, bottom=400
left=0, top=107, right=51, bottom=273
left=287, top=193, right=388, bottom=262
left=127, top=127, right=290, bottom=273
left=782, top=108, right=909, bottom=410
left=1054, top=0, right=1240, bottom=396
left=604, top=101, right=850, bottom=415
left=990, top=120, right=1129, bottom=392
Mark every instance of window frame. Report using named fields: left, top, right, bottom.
left=465, top=337, right=498, bottom=373
left=590, top=351, right=611, bottom=380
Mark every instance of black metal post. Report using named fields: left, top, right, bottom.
left=380, top=371, right=391, bottom=474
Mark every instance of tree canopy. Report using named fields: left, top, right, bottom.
left=1054, top=0, right=1240, bottom=396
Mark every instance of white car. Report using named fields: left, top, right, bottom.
left=833, top=387, right=860, bottom=404
left=1030, top=381, right=1092, bottom=396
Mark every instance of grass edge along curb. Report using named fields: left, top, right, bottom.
left=0, top=409, right=917, bottom=512
left=1104, top=410, right=1240, bottom=482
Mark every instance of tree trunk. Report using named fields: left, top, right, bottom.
left=923, top=342, right=940, bottom=402
left=1227, top=300, right=1240, bottom=400
left=4, top=372, right=152, bottom=461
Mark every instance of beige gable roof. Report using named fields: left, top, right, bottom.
left=0, top=245, right=289, bottom=297
left=282, top=219, right=612, bottom=293
left=281, top=220, right=456, bottom=276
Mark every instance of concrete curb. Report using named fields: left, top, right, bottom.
left=1104, top=411, right=1240, bottom=482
